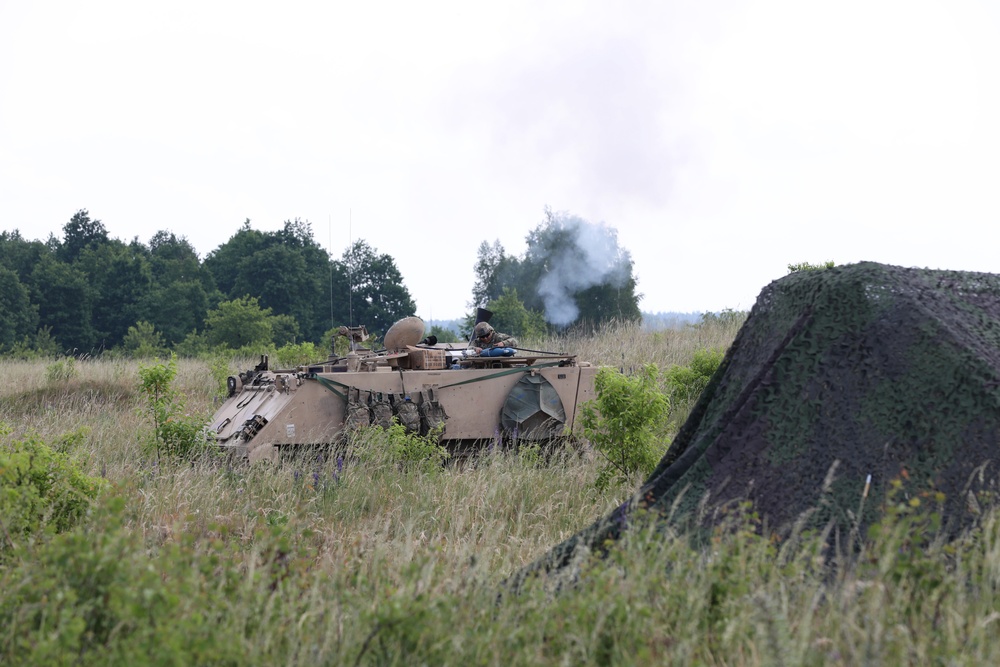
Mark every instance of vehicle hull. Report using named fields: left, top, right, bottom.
left=210, top=357, right=598, bottom=463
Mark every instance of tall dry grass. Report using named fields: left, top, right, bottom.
left=0, top=333, right=670, bottom=579
left=7, top=317, right=1000, bottom=665
left=0, top=321, right=728, bottom=577
left=525, top=316, right=744, bottom=371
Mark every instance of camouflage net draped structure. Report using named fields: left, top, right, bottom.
left=516, top=262, right=1000, bottom=582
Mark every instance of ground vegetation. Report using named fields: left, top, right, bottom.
left=3, top=314, right=999, bottom=664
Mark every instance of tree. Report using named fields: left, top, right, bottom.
left=203, top=220, right=267, bottom=296
left=77, top=240, right=153, bottom=348
left=482, top=288, right=547, bottom=340
left=469, top=240, right=521, bottom=309
left=338, top=240, right=416, bottom=336
left=270, top=313, right=301, bottom=347
left=30, top=256, right=95, bottom=353
left=269, top=219, right=331, bottom=342
left=0, top=267, right=38, bottom=350
left=141, top=232, right=219, bottom=345
left=204, top=219, right=331, bottom=343
left=0, top=230, right=49, bottom=284
left=573, top=280, right=642, bottom=328
left=427, top=325, right=459, bottom=344
left=148, top=231, right=213, bottom=288
left=203, top=297, right=275, bottom=350
left=698, top=308, right=747, bottom=329
left=121, top=321, right=167, bottom=358
left=470, top=209, right=641, bottom=329
left=139, top=280, right=213, bottom=347
left=230, top=244, right=324, bottom=341
left=58, top=209, right=109, bottom=264
left=523, top=209, right=641, bottom=327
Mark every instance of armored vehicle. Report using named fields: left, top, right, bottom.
left=209, top=316, right=598, bottom=462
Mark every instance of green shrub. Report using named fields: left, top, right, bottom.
left=350, top=422, right=449, bottom=473
left=665, top=347, right=725, bottom=403
left=121, top=321, right=167, bottom=358
left=45, top=357, right=77, bottom=383
left=0, top=424, right=104, bottom=554
left=7, top=338, right=40, bottom=360
left=581, top=365, right=670, bottom=490
left=0, top=497, right=254, bottom=665
left=517, top=441, right=544, bottom=467
left=204, top=296, right=274, bottom=350
left=34, top=326, right=61, bottom=357
left=172, top=330, right=209, bottom=358
left=696, top=308, right=747, bottom=329
left=860, top=477, right=950, bottom=606
left=8, top=326, right=62, bottom=360
left=205, top=352, right=234, bottom=399
left=274, top=341, right=321, bottom=369
left=138, top=354, right=211, bottom=461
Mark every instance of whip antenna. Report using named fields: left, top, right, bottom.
left=328, top=214, right=334, bottom=331
left=348, top=208, right=353, bottom=329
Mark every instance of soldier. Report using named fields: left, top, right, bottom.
left=472, top=322, right=518, bottom=355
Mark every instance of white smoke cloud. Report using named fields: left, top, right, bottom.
left=529, top=213, right=632, bottom=326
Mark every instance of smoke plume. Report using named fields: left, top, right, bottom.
left=529, top=213, right=632, bottom=326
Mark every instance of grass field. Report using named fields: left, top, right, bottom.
left=4, top=318, right=1000, bottom=665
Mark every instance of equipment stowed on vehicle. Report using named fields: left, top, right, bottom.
left=209, top=316, right=598, bottom=462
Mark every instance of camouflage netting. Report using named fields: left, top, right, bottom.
left=516, top=261, right=1000, bottom=582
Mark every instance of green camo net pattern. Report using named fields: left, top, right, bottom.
left=515, top=261, right=1000, bottom=582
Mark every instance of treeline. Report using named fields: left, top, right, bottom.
left=0, top=211, right=414, bottom=357
left=0, top=208, right=645, bottom=358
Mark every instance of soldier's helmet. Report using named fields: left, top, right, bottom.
left=474, top=322, right=494, bottom=341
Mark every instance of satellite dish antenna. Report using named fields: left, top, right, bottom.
left=383, top=316, right=426, bottom=352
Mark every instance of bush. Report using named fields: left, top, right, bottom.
left=270, top=313, right=301, bottom=348
left=581, top=365, right=670, bottom=490
left=45, top=357, right=77, bottom=383
left=121, top=321, right=167, bottom=358
left=274, top=341, right=321, bottom=369
left=350, top=422, right=449, bottom=473
left=0, top=424, right=104, bottom=554
left=664, top=347, right=725, bottom=404
left=172, top=330, right=209, bottom=358
left=696, top=309, right=747, bottom=329
left=203, top=296, right=274, bottom=350
left=138, top=354, right=211, bottom=461
left=205, top=352, right=235, bottom=399
left=6, top=326, right=62, bottom=360
left=0, top=497, right=251, bottom=665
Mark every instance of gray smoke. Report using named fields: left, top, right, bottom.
left=530, top=213, right=632, bottom=326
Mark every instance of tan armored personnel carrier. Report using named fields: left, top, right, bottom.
left=209, top=316, right=598, bottom=462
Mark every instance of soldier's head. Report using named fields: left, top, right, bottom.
left=474, top=322, right=494, bottom=344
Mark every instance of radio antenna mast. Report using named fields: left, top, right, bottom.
left=348, top=208, right=353, bottom=329
left=328, top=214, right=334, bottom=332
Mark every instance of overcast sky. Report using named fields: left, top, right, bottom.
left=2, top=1, right=998, bottom=321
